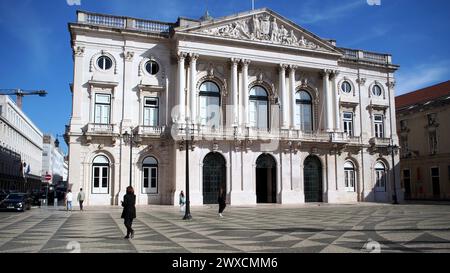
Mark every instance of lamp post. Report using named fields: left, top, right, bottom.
left=123, top=130, right=134, bottom=187
left=388, top=140, right=399, bottom=204
left=183, top=121, right=193, bottom=220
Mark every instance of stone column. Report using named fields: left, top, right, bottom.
left=289, top=65, right=297, bottom=129
left=231, top=58, right=239, bottom=126
left=177, top=52, right=187, bottom=124
left=279, top=64, right=288, bottom=128
left=122, top=50, right=134, bottom=128
left=71, top=46, right=85, bottom=127
left=322, top=70, right=333, bottom=132
left=332, top=70, right=341, bottom=131
left=241, top=59, right=251, bottom=127
left=189, top=53, right=198, bottom=125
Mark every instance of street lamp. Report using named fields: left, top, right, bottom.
left=183, top=121, right=194, bottom=220
left=388, top=140, right=399, bottom=204
left=122, top=130, right=135, bottom=187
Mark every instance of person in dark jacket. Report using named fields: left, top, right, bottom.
left=121, top=186, right=136, bottom=239
left=218, top=187, right=226, bottom=218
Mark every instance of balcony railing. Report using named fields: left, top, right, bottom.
left=137, top=125, right=165, bottom=136
left=340, top=47, right=391, bottom=65
left=77, top=11, right=173, bottom=35
left=87, top=123, right=115, bottom=134
left=369, top=137, right=391, bottom=146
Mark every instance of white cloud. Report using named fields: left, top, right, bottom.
left=396, top=60, right=450, bottom=95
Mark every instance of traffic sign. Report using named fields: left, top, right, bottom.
left=45, top=174, right=52, bottom=181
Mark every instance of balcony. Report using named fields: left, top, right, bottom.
left=369, top=137, right=391, bottom=147
left=86, top=123, right=116, bottom=135
left=77, top=11, right=173, bottom=36
left=136, top=126, right=165, bottom=137
left=340, top=48, right=392, bottom=65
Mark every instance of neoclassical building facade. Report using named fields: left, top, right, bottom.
left=65, top=8, right=402, bottom=206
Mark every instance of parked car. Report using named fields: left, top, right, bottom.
left=0, top=193, right=32, bottom=212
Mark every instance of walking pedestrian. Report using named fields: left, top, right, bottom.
left=218, top=187, right=226, bottom=218
left=77, top=188, right=85, bottom=211
left=121, top=186, right=136, bottom=239
left=179, top=190, right=186, bottom=212
left=65, top=190, right=73, bottom=211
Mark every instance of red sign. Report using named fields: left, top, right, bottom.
left=45, top=174, right=52, bottom=181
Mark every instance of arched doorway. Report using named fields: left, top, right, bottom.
left=203, top=153, right=226, bottom=204
left=256, top=154, right=277, bottom=203
left=304, top=155, right=323, bottom=202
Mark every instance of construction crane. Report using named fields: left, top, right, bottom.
left=0, top=89, right=47, bottom=110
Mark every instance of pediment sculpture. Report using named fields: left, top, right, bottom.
left=198, top=14, right=325, bottom=51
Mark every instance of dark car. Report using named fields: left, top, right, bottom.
left=0, top=193, right=32, bottom=212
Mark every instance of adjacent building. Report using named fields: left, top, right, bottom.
left=42, top=134, right=68, bottom=185
left=396, top=80, right=450, bottom=200
left=65, top=8, right=401, bottom=206
left=0, top=95, right=43, bottom=192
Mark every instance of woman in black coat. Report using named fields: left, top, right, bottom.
left=121, top=186, right=136, bottom=239
left=218, top=187, right=226, bottom=218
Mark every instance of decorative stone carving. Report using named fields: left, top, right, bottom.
left=212, top=141, right=219, bottom=152
left=356, top=78, right=366, bottom=86
left=124, top=51, right=134, bottom=62
left=74, top=46, right=85, bottom=57
left=198, top=13, right=325, bottom=51
left=386, top=81, right=396, bottom=89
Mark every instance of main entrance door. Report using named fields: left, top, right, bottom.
left=304, top=155, right=323, bottom=202
left=203, top=153, right=226, bottom=204
left=256, top=154, right=277, bottom=203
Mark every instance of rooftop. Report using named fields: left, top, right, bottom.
left=395, top=80, right=450, bottom=110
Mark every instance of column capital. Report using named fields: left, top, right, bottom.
left=123, top=51, right=134, bottom=62
left=241, top=59, right=251, bottom=66
left=288, top=64, right=298, bottom=70
left=320, top=69, right=333, bottom=78
left=189, top=53, right=199, bottom=61
left=356, top=78, right=366, bottom=86
left=330, top=70, right=340, bottom=79
left=177, top=52, right=188, bottom=60
left=279, top=63, right=288, bottom=71
left=386, top=81, right=396, bottom=89
left=230, top=58, right=240, bottom=65
left=73, top=46, right=85, bottom=57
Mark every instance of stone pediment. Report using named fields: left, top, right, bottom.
left=177, top=9, right=341, bottom=55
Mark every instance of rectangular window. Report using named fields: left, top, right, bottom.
left=374, top=114, right=384, bottom=138
left=249, top=100, right=257, bottom=127
left=94, top=94, right=111, bottom=124
left=431, top=167, right=440, bottom=196
left=143, top=97, right=159, bottom=126
left=92, top=165, right=108, bottom=194
left=343, top=112, right=354, bottom=136
left=403, top=169, right=411, bottom=198
left=142, top=166, right=157, bottom=194
left=344, top=169, right=355, bottom=192
left=375, top=170, right=386, bottom=192
left=429, top=131, right=438, bottom=155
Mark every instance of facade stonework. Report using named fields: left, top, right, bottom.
left=396, top=81, right=450, bottom=200
left=65, top=8, right=401, bottom=206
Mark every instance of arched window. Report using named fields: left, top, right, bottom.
left=199, top=81, right=221, bottom=128
left=249, top=86, right=269, bottom=129
left=92, top=155, right=109, bottom=194
left=142, top=156, right=158, bottom=194
left=344, top=161, right=356, bottom=192
left=375, top=161, right=386, bottom=192
left=294, top=90, right=313, bottom=132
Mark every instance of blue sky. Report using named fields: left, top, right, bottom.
left=0, top=0, right=449, bottom=154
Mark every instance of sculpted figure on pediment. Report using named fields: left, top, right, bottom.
left=198, top=13, right=324, bottom=51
